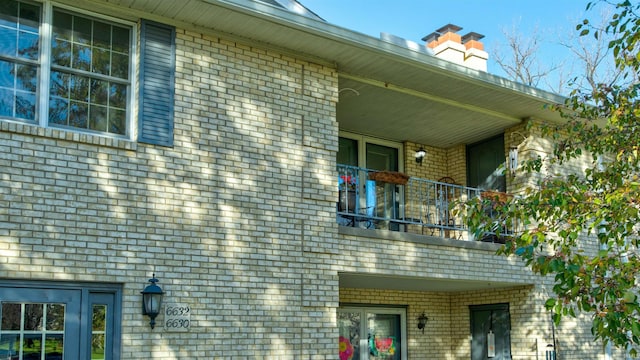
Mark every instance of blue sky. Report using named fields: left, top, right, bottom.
left=300, top=1, right=602, bottom=81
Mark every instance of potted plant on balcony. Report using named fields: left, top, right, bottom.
left=338, top=175, right=357, bottom=212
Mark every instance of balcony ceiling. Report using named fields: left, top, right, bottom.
left=85, top=0, right=567, bottom=148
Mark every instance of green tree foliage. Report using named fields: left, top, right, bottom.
left=462, top=0, right=640, bottom=354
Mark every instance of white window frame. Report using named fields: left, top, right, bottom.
left=2, top=0, right=137, bottom=140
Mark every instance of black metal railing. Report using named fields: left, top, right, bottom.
left=336, top=164, right=513, bottom=241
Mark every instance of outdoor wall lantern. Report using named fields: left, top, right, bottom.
left=508, top=146, right=518, bottom=175
left=415, top=148, right=426, bottom=165
left=417, top=312, right=429, bottom=333
left=141, top=274, right=164, bottom=329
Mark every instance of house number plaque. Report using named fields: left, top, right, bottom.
left=164, top=304, right=191, bottom=331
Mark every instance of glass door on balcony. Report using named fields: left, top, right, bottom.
left=366, top=143, right=400, bottom=224
left=338, top=307, right=407, bottom=360
left=338, top=134, right=403, bottom=227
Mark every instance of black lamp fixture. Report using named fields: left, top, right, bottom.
left=141, top=274, right=164, bottom=329
left=417, top=312, right=429, bottom=333
left=415, top=147, right=426, bottom=165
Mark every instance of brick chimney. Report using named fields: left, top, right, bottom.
left=422, top=24, right=488, bottom=71
left=462, top=32, right=487, bottom=71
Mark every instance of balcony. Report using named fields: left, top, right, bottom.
left=337, top=164, right=510, bottom=242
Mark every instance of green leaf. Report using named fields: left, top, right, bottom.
left=545, top=298, right=557, bottom=309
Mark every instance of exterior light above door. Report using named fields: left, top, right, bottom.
left=415, top=148, right=426, bottom=165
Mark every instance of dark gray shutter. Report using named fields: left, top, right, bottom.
left=138, top=20, right=175, bottom=146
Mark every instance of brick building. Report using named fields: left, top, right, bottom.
left=0, top=0, right=621, bottom=359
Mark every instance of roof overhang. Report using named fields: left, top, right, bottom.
left=83, top=0, right=567, bottom=147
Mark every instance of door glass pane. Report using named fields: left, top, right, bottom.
left=367, top=313, right=401, bottom=360
left=366, top=143, right=400, bottom=222
left=23, top=333, right=41, bottom=358
left=338, top=312, right=360, bottom=360
left=24, top=303, right=43, bottom=331
left=0, top=334, right=19, bottom=358
left=47, top=304, right=65, bottom=332
left=338, top=137, right=358, bottom=166
left=91, top=304, right=107, bottom=360
left=45, top=334, right=64, bottom=358
left=366, top=143, right=398, bottom=171
left=1, top=303, right=21, bottom=330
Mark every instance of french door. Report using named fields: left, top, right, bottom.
left=0, top=282, right=121, bottom=360
left=338, top=307, right=407, bottom=360
left=338, top=133, right=404, bottom=225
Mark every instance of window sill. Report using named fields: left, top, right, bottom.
left=0, top=120, right=137, bottom=151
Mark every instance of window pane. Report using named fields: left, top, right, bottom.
left=92, top=334, right=106, bottom=359
left=111, top=51, right=128, bottom=79
left=52, top=39, right=71, bottom=67
left=46, top=304, right=65, bottom=331
left=109, top=108, right=125, bottom=135
left=109, top=82, right=126, bottom=108
left=112, top=26, right=129, bottom=54
left=338, top=312, right=360, bottom=360
left=0, top=334, right=19, bottom=358
left=69, top=101, right=88, bottom=128
left=0, top=1, right=19, bottom=29
left=24, top=304, right=43, bottom=331
left=91, top=304, right=107, bottom=360
left=0, top=88, right=13, bottom=117
left=93, top=22, right=110, bottom=49
left=48, top=97, right=68, bottom=125
left=16, top=63, right=36, bottom=91
left=18, top=2, right=39, bottom=33
left=1, top=303, right=21, bottom=330
left=0, top=60, right=15, bottom=88
left=72, top=16, right=91, bottom=45
left=90, top=79, right=108, bottom=105
left=52, top=10, right=72, bottom=41
left=89, top=105, right=107, bottom=131
left=15, top=90, right=35, bottom=120
left=368, top=313, right=401, bottom=360
left=23, top=334, right=42, bottom=358
left=45, top=334, right=64, bottom=358
left=73, top=43, right=91, bottom=71
left=17, top=30, right=38, bottom=59
left=50, top=70, right=70, bottom=97
left=0, top=27, right=17, bottom=57
left=92, top=48, right=110, bottom=75
left=70, top=74, right=89, bottom=101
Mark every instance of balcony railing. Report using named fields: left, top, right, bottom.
left=337, top=164, right=510, bottom=241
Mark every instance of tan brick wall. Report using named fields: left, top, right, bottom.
left=340, top=281, right=612, bottom=359
left=0, top=6, right=614, bottom=360
left=336, top=229, right=614, bottom=359
left=1, top=24, right=339, bottom=359
left=340, top=288, right=453, bottom=360
left=404, top=141, right=466, bottom=186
